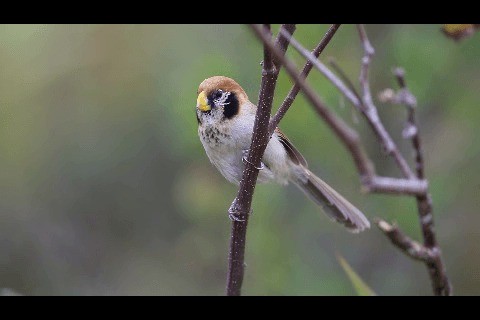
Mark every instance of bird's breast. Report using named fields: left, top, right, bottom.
left=198, top=124, right=245, bottom=184
left=198, top=125, right=232, bottom=146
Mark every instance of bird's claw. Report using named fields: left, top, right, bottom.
left=228, top=212, right=246, bottom=222
left=241, top=149, right=265, bottom=170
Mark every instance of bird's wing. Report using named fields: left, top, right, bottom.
left=274, top=127, right=308, bottom=167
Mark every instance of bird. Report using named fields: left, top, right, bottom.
left=196, top=76, right=370, bottom=232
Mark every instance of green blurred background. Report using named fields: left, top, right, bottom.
left=0, top=24, right=479, bottom=295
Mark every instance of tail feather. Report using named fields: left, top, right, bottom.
left=294, top=169, right=370, bottom=233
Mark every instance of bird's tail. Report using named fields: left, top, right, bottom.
left=293, top=168, right=370, bottom=233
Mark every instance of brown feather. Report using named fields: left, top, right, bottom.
left=275, top=127, right=308, bottom=167
left=296, top=169, right=370, bottom=233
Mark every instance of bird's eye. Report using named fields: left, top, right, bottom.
left=214, top=90, right=223, bottom=99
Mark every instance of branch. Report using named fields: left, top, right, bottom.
left=226, top=24, right=287, bottom=296
left=278, top=27, right=361, bottom=109
left=269, top=24, right=341, bottom=135
left=267, top=24, right=451, bottom=295
left=281, top=26, right=416, bottom=180
left=273, top=24, right=297, bottom=73
left=356, top=25, right=415, bottom=179
left=248, top=24, right=451, bottom=296
left=269, top=27, right=428, bottom=197
left=375, top=219, right=434, bottom=262
left=393, top=68, right=422, bottom=177
left=366, top=176, right=427, bottom=195
left=251, top=24, right=375, bottom=180
left=393, top=68, right=452, bottom=295
left=328, top=57, right=363, bottom=104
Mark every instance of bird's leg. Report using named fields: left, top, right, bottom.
left=227, top=149, right=262, bottom=221
left=242, top=149, right=265, bottom=170
left=228, top=197, right=253, bottom=222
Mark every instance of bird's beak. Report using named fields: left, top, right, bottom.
left=197, top=91, right=211, bottom=112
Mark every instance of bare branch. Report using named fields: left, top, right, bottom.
left=278, top=27, right=361, bottom=108
left=367, top=176, right=428, bottom=196
left=279, top=24, right=451, bottom=295
left=251, top=24, right=375, bottom=179
left=282, top=26, right=416, bottom=180
left=269, top=24, right=341, bottom=135
left=357, top=25, right=416, bottom=179
left=357, top=24, right=375, bottom=109
left=271, top=27, right=432, bottom=198
left=328, top=57, right=363, bottom=104
left=375, top=219, right=434, bottom=262
left=258, top=25, right=432, bottom=198
left=392, top=68, right=452, bottom=295
left=273, top=24, right=297, bottom=73
left=283, top=31, right=415, bottom=180
left=247, top=24, right=451, bottom=296
left=393, top=68, right=423, bottom=178
left=226, top=24, right=283, bottom=296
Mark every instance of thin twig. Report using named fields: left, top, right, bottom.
left=356, top=25, right=416, bottom=179
left=393, top=68, right=422, bottom=177
left=357, top=24, right=375, bottom=110
left=368, top=176, right=427, bottom=195
left=278, top=28, right=361, bottom=109
left=393, top=68, right=452, bottom=295
left=328, top=57, right=363, bottom=104
left=269, top=24, right=341, bottom=135
left=375, top=219, right=435, bottom=262
left=273, top=24, right=297, bottom=73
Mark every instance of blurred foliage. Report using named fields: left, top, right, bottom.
left=0, top=24, right=479, bottom=295
left=442, top=24, right=480, bottom=41
left=337, top=254, right=376, bottom=296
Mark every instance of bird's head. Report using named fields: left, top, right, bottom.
left=196, top=76, right=250, bottom=125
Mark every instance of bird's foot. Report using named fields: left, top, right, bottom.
left=241, top=149, right=265, bottom=170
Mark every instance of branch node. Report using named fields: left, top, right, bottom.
left=375, top=218, right=395, bottom=232
left=377, top=88, right=395, bottom=103
left=393, top=67, right=406, bottom=85
left=402, top=123, right=418, bottom=139
left=375, top=218, right=433, bottom=262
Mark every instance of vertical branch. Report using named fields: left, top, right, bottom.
left=273, top=24, right=297, bottom=73
left=356, top=25, right=416, bottom=179
left=226, top=24, right=287, bottom=296
left=393, top=68, right=452, bottom=295
left=393, top=68, right=423, bottom=178
left=357, top=24, right=375, bottom=111
left=226, top=215, right=248, bottom=296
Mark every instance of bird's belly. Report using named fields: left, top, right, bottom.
left=199, top=125, right=290, bottom=186
left=203, top=142, right=245, bottom=185
left=201, top=139, right=279, bottom=186
left=206, top=147, right=279, bottom=185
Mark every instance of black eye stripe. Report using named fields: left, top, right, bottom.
left=222, top=92, right=239, bottom=119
